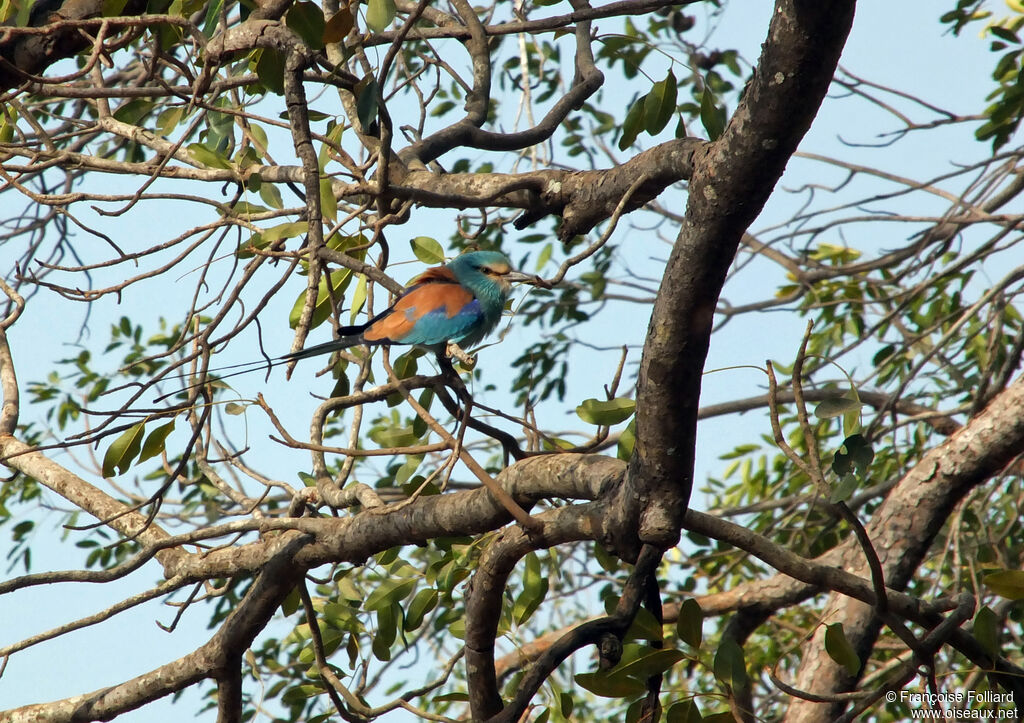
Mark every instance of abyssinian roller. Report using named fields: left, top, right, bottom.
left=285, top=250, right=530, bottom=360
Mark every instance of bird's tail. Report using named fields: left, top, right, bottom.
left=151, top=324, right=371, bottom=403
left=281, top=323, right=369, bottom=361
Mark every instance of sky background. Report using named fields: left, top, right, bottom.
left=0, top=1, right=1009, bottom=720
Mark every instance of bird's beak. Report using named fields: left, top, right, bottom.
left=505, top=270, right=549, bottom=288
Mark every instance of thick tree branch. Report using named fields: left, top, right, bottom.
left=464, top=503, right=608, bottom=719
left=486, top=545, right=664, bottom=723
left=395, top=138, right=702, bottom=239
left=0, top=328, right=18, bottom=436
left=2, top=136, right=699, bottom=239
left=4, top=532, right=308, bottom=723
left=281, top=48, right=325, bottom=359
left=401, top=0, right=604, bottom=166
left=0, top=436, right=187, bottom=572
left=616, top=0, right=857, bottom=557
left=0, top=0, right=146, bottom=91
left=788, top=372, right=1024, bottom=720
left=145, top=454, right=618, bottom=580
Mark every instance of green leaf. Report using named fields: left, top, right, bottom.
left=299, top=629, right=343, bottom=664
left=372, top=602, right=398, bottom=661
left=259, top=182, right=284, bottom=210
left=973, top=606, right=999, bottom=657
left=574, top=670, right=648, bottom=698
left=616, top=418, right=636, bottom=461
left=369, top=424, right=419, bottom=447
left=365, top=576, right=417, bottom=611
left=255, top=48, right=285, bottom=95
left=395, top=455, right=424, bottom=489
left=814, top=396, right=861, bottom=419
left=614, top=647, right=684, bottom=679
left=322, top=601, right=356, bottom=628
left=983, top=570, right=1024, bottom=600
left=576, top=397, right=636, bottom=425
left=288, top=267, right=354, bottom=330
left=138, top=419, right=175, bottom=464
left=536, top=242, right=553, bottom=271
left=237, top=146, right=261, bottom=170
left=432, top=692, right=469, bottom=703
left=156, top=22, right=184, bottom=52
left=625, top=606, right=663, bottom=643
left=667, top=700, right=703, bottom=723
left=320, top=178, right=337, bottom=221
left=355, top=76, right=379, bottom=131
left=200, top=0, right=224, bottom=35
left=103, top=0, right=130, bottom=16
left=262, top=221, right=308, bottom=244
left=188, top=143, right=232, bottom=169
left=625, top=700, right=643, bottom=723
left=699, top=84, right=726, bottom=140
left=323, top=8, right=354, bottom=43
left=618, top=97, right=645, bottom=150
left=513, top=552, right=549, bottom=625
left=990, top=26, right=1020, bottom=43
left=281, top=683, right=322, bottom=703
left=824, top=623, right=860, bottom=676
left=676, top=598, right=702, bottom=649
left=393, top=351, right=418, bottom=379
left=365, top=0, right=396, bottom=32
left=350, top=273, right=367, bottom=324
left=286, top=2, right=325, bottom=50
left=831, top=434, right=874, bottom=478
left=227, top=201, right=271, bottom=218
left=102, top=422, right=146, bottom=477
left=155, top=106, right=184, bottom=137
left=643, top=69, right=678, bottom=135
left=410, top=236, right=445, bottom=264
left=403, top=588, right=438, bottom=632
left=559, top=691, right=574, bottom=719
left=712, top=638, right=748, bottom=692
left=830, top=472, right=859, bottom=504
left=280, top=586, right=301, bottom=616
left=448, top=615, right=466, bottom=640
left=702, top=713, right=736, bottom=723
left=842, top=402, right=861, bottom=437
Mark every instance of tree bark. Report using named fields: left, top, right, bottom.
left=786, top=373, right=1024, bottom=721
left=613, top=0, right=858, bottom=558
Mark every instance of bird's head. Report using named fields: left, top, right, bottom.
left=448, top=250, right=535, bottom=293
left=450, top=250, right=540, bottom=291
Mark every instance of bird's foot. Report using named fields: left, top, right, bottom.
left=446, top=342, right=477, bottom=370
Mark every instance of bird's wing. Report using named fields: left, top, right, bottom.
left=363, top=281, right=482, bottom=345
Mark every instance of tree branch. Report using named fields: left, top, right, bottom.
left=615, top=0, right=857, bottom=558
left=787, top=372, right=1024, bottom=719
left=4, top=532, right=309, bottom=723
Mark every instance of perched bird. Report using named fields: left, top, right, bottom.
left=285, top=250, right=530, bottom=360
left=155, top=251, right=530, bottom=402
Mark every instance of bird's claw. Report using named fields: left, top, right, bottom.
left=446, top=342, right=477, bottom=369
